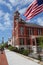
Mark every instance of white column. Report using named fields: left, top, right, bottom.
left=33, top=38, right=37, bottom=53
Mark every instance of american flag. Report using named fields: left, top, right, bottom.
left=24, top=0, right=43, bottom=20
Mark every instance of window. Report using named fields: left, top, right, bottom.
left=36, top=38, right=39, bottom=46
left=31, top=28, right=34, bottom=35
left=33, top=39, right=35, bottom=45
left=20, top=27, right=24, bottom=35
left=28, top=28, right=34, bottom=35
left=38, top=29, right=41, bottom=35
left=27, top=39, right=30, bottom=45
left=20, top=38, right=24, bottom=45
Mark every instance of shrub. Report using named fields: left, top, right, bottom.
left=0, top=43, right=8, bottom=48
left=14, top=47, right=19, bottom=52
left=22, top=50, right=29, bottom=56
left=38, top=54, right=41, bottom=61
left=7, top=45, right=31, bottom=56
left=4, top=43, right=8, bottom=48
left=8, top=45, right=15, bottom=51
left=19, top=48, right=24, bottom=54
left=8, top=45, right=19, bottom=52
left=19, top=49, right=29, bottom=56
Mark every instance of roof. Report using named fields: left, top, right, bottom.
left=25, top=22, right=43, bottom=28
left=14, top=11, right=43, bottom=28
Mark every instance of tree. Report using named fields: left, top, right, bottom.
left=37, top=37, right=43, bottom=48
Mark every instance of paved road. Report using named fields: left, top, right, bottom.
left=5, top=49, right=40, bottom=65
left=0, top=51, right=8, bottom=65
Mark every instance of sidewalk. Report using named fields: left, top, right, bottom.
left=5, top=49, right=40, bottom=65
left=0, top=51, right=8, bottom=65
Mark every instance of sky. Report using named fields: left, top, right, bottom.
left=0, top=0, right=43, bottom=43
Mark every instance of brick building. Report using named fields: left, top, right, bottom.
left=12, top=11, right=43, bottom=53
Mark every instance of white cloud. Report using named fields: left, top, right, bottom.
left=0, top=22, right=12, bottom=31
left=3, top=1, right=13, bottom=11
left=9, top=0, right=19, bottom=6
left=0, top=21, right=12, bottom=31
left=26, top=17, right=43, bottom=26
left=9, top=0, right=15, bottom=5
left=4, top=22, right=11, bottom=26
left=8, top=0, right=33, bottom=12
left=0, top=23, right=5, bottom=30
left=3, top=13, right=12, bottom=28
left=37, top=17, right=43, bottom=26
left=4, top=13, right=10, bottom=21
left=0, top=0, right=33, bottom=11
left=26, top=20, right=31, bottom=22
left=0, top=23, right=3, bottom=27
left=20, top=0, right=33, bottom=6
left=0, top=10, right=5, bottom=17
left=9, top=0, right=33, bottom=6
left=5, top=3, right=13, bottom=11
left=0, top=0, right=3, bottom=3
left=19, top=7, right=27, bottom=14
left=0, top=10, right=12, bottom=31
left=0, top=0, right=13, bottom=11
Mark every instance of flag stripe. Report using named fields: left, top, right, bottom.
left=27, top=7, right=43, bottom=18
left=26, top=4, right=38, bottom=17
left=24, top=3, right=37, bottom=16
left=27, top=9, right=43, bottom=20
left=27, top=4, right=43, bottom=17
left=24, top=0, right=43, bottom=20
left=24, top=0, right=37, bottom=16
left=26, top=6, right=43, bottom=20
